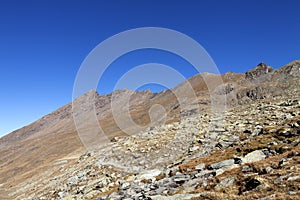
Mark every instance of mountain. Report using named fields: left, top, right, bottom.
left=0, top=60, right=299, bottom=199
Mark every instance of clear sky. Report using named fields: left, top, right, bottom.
left=0, top=0, right=299, bottom=137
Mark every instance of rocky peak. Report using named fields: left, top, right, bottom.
left=83, top=89, right=99, bottom=97
left=276, top=59, right=300, bottom=77
left=245, top=62, right=274, bottom=80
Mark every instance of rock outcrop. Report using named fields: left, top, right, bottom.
left=245, top=62, right=274, bottom=81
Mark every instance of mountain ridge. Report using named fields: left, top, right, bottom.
left=0, top=59, right=299, bottom=199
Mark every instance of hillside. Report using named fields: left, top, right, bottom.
left=0, top=60, right=299, bottom=199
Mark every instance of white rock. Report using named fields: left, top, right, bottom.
left=189, top=146, right=199, bottom=152
left=138, top=169, right=162, bottom=181
left=242, top=150, right=266, bottom=164
left=287, top=175, right=300, bottom=181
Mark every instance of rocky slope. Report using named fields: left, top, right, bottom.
left=0, top=59, right=299, bottom=199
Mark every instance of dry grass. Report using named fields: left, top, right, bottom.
left=178, top=147, right=239, bottom=173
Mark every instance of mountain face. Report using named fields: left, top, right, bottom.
left=0, top=60, right=299, bottom=199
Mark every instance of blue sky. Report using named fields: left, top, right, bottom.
left=0, top=0, right=299, bottom=137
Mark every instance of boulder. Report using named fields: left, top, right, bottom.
left=209, top=159, right=235, bottom=170
left=138, top=169, right=163, bottom=182
left=242, top=150, right=266, bottom=164
left=215, top=176, right=235, bottom=189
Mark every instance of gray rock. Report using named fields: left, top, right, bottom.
left=263, top=166, right=273, bottom=174
left=209, top=159, right=235, bottom=170
left=215, top=83, right=235, bottom=95
left=258, top=194, right=276, bottom=200
left=152, top=186, right=167, bottom=195
left=172, top=173, right=189, bottom=184
left=215, top=177, right=235, bottom=189
left=67, top=176, right=78, bottom=185
left=223, top=135, right=240, bottom=143
left=58, top=191, right=67, bottom=198
left=151, top=193, right=202, bottom=200
left=195, top=163, right=205, bottom=171
left=274, top=175, right=286, bottom=184
left=96, top=197, right=107, bottom=200
left=287, top=191, right=297, bottom=195
left=53, top=160, right=68, bottom=166
left=77, top=171, right=86, bottom=179
left=252, top=128, right=263, bottom=137
left=119, top=181, right=130, bottom=190
left=182, top=178, right=200, bottom=192
left=215, top=168, right=226, bottom=176
left=291, top=138, right=300, bottom=146
left=195, top=170, right=215, bottom=178
left=188, top=146, right=199, bottom=152
left=214, top=128, right=226, bottom=132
